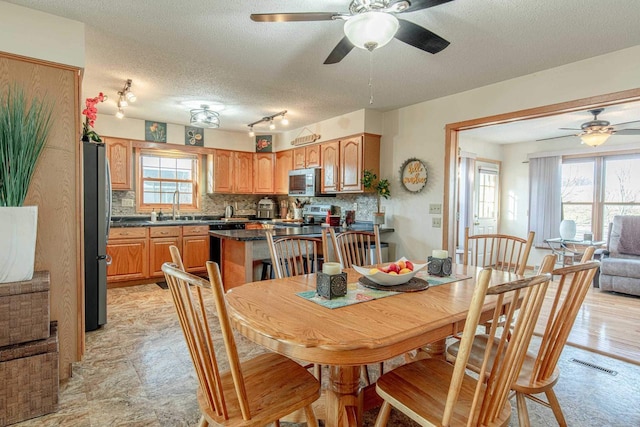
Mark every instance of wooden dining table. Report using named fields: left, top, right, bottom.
left=224, top=263, right=523, bottom=427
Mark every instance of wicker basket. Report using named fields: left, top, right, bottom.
left=0, top=322, right=59, bottom=426
left=0, top=271, right=50, bottom=347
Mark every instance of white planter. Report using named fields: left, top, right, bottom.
left=559, top=219, right=576, bottom=240
left=0, top=206, right=38, bottom=283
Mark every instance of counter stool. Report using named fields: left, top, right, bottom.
left=260, top=259, right=274, bottom=280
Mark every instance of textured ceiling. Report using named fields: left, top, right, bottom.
left=6, top=0, right=640, bottom=136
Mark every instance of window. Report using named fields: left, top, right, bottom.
left=137, top=150, right=199, bottom=211
left=561, top=153, right=640, bottom=240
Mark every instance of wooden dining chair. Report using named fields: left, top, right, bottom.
left=323, top=225, right=384, bottom=385
left=162, top=260, right=320, bottom=427
left=446, top=252, right=600, bottom=427
left=266, top=233, right=324, bottom=381
left=463, top=227, right=535, bottom=275
left=374, top=268, right=552, bottom=427
left=325, top=225, right=383, bottom=268
left=266, top=233, right=322, bottom=279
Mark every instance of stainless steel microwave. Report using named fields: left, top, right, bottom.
left=288, top=168, right=323, bottom=197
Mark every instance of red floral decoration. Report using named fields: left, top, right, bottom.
left=82, top=92, right=106, bottom=142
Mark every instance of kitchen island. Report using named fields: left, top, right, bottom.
left=210, top=224, right=394, bottom=290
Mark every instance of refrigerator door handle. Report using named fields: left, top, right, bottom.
left=106, top=157, right=113, bottom=240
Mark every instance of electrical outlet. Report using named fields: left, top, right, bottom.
left=432, top=217, right=442, bottom=228
left=429, top=203, right=442, bottom=214
left=352, top=202, right=358, bottom=211
left=122, top=199, right=134, bottom=207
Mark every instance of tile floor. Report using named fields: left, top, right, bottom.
left=13, top=283, right=640, bottom=426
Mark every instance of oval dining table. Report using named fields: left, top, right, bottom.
left=224, top=263, right=522, bottom=427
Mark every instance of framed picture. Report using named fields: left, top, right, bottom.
left=255, top=135, right=272, bottom=152
left=145, top=120, right=167, bottom=143
left=185, top=126, right=204, bottom=146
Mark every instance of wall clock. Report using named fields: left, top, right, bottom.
left=399, top=158, right=428, bottom=193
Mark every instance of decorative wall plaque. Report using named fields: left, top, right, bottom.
left=400, top=158, right=428, bottom=193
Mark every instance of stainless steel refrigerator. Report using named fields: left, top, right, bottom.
left=83, top=140, right=112, bottom=331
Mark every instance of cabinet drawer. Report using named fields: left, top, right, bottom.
left=108, top=227, right=148, bottom=239
left=183, top=225, right=210, bottom=236
left=150, top=226, right=181, bottom=238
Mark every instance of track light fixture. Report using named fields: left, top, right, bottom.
left=114, top=79, right=135, bottom=118
left=190, top=105, right=220, bottom=128
left=247, top=110, right=288, bottom=137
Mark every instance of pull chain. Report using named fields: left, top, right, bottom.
left=369, top=49, right=374, bottom=105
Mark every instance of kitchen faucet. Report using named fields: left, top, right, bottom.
left=172, top=190, right=180, bottom=220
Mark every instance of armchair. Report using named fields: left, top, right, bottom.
left=599, top=215, right=640, bottom=297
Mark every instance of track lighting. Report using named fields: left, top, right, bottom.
left=114, top=79, right=135, bottom=118
left=247, top=110, right=288, bottom=137
left=190, top=105, right=220, bottom=128
left=115, top=108, right=124, bottom=119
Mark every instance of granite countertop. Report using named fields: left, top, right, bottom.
left=110, top=215, right=248, bottom=227
left=209, top=225, right=394, bottom=241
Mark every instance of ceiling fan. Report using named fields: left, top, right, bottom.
left=250, top=0, right=453, bottom=64
left=538, top=108, right=640, bottom=146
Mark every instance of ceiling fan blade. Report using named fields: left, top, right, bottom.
left=324, top=37, right=355, bottom=64
left=394, top=19, right=450, bottom=54
left=615, top=128, right=640, bottom=135
left=559, top=127, right=581, bottom=131
left=536, top=134, right=576, bottom=142
left=403, top=0, right=454, bottom=13
left=250, top=12, right=339, bottom=22
left=612, top=119, right=640, bottom=127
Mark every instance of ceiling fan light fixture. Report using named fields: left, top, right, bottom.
left=580, top=130, right=611, bottom=147
left=344, top=11, right=399, bottom=51
left=190, top=105, right=220, bottom=129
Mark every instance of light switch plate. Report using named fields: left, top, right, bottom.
left=122, top=199, right=134, bottom=207
left=432, top=217, right=442, bottom=228
left=429, top=204, right=442, bottom=214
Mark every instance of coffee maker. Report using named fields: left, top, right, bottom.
left=257, top=197, right=276, bottom=219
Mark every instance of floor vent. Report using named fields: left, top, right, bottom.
left=570, top=358, right=618, bottom=376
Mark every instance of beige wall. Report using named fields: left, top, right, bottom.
left=381, top=45, right=640, bottom=261
left=0, top=1, right=84, bottom=67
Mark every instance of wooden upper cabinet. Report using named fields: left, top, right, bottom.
left=321, top=141, right=340, bottom=193
left=340, top=136, right=364, bottom=192
left=254, top=153, right=275, bottom=194
left=275, top=150, right=293, bottom=194
left=293, top=145, right=321, bottom=169
left=104, top=137, right=132, bottom=190
left=212, top=149, right=234, bottom=193
left=234, top=151, right=253, bottom=194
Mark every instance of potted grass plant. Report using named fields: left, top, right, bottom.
left=363, top=169, right=391, bottom=225
left=0, top=85, right=53, bottom=283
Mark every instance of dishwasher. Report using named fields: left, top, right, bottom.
left=210, top=222, right=246, bottom=266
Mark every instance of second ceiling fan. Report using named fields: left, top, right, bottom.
left=251, top=0, right=454, bottom=64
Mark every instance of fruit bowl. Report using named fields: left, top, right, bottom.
left=352, top=257, right=429, bottom=286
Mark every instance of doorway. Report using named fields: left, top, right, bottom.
left=443, top=88, right=640, bottom=252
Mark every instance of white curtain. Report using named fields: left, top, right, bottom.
left=458, top=153, right=476, bottom=249
left=529, top=156, right=562, bottom=247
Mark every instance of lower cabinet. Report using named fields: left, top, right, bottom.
left=107, top=224, right=210, bottom=284
left=106, top=228, right=149, bottom=282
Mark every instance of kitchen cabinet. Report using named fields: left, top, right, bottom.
left=253, top=153, right=275, bottom=194
left=293, top=145, right=321, bottom=169
left=182, top=225, right=210, bottom=274
left=321, top=134, right=380, bottom=193
left=234, top=151, right=254, bottom=194
left=106, top=227, right=149, bottom=282
left=209, top=149, right=254, bottom=194
left=274, top=150, right=293, bottom=194
left=149, top=226, right=182, bottom=278
left=211, top=149, right=234, bottom=193
left=104, top=137, right=132, bottom=190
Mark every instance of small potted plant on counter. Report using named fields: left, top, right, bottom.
left=363, top=169, right=391, bottom=225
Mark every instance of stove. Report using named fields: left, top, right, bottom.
left=302, top=204, right=335, bottom=224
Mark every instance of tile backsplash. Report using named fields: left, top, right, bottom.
left=112, top=190, right=381, bottom=222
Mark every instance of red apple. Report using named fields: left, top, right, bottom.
left=405, top=261, right=414, bottom=271
left=388, top=263, right=399, bottom=273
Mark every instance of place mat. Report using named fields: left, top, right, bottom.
left=415, top=271, right=473, bottom=287
left=297, top=282, right=400, bottom=309
left=358, top=276, right=430, bottom=292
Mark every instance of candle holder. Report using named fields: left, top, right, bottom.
left=316, top=272, right=347, bottom=299
left=427, top=256, right=453, bottom=277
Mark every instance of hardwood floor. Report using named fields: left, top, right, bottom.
left=535, top=281, right=640, bottom=366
